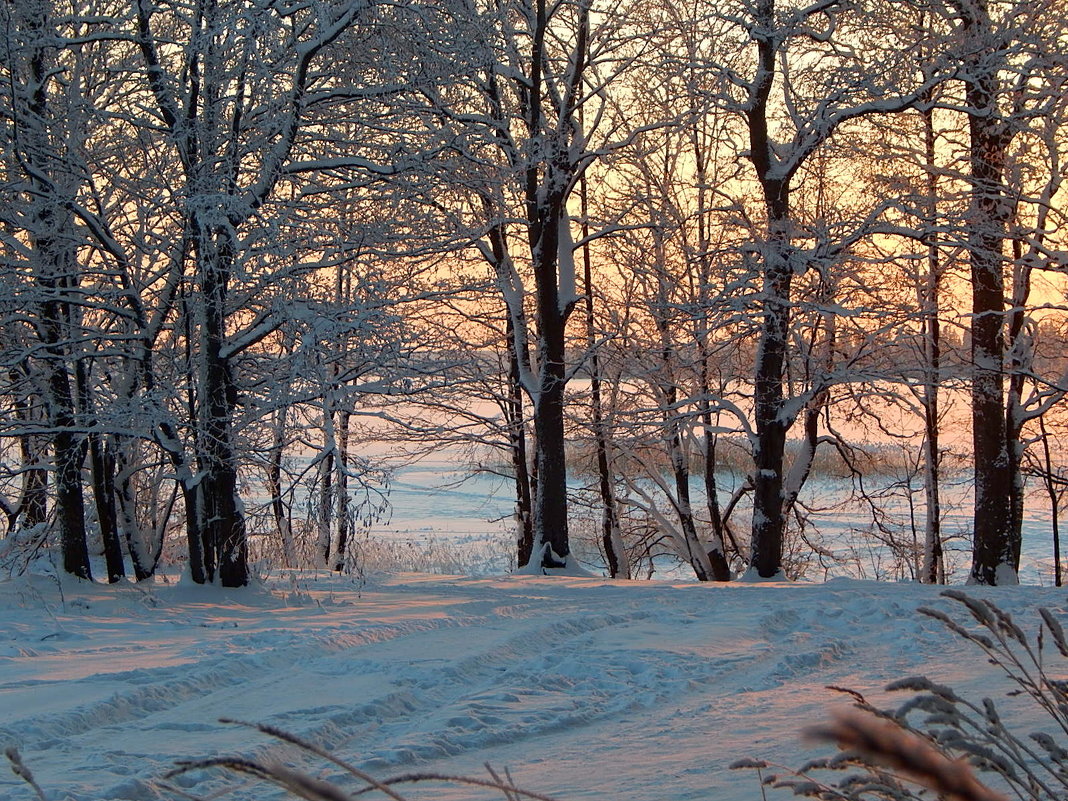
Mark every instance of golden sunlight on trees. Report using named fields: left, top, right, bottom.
left=0, top=0, right=1066, bottom=585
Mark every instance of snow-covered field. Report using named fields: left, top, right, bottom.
left=2, top=568, right=1064, bottom=801
left=366, top=457, right=1063, bottom=585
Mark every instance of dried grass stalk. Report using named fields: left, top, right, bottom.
left=806, top=710, right=1007, bottom=801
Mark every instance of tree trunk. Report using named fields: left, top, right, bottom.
left=581, top=174, right=627, bottom=578
left=669, top=426, right=711, bottom=581
left=115, top=442, right=157, bottom=581
left=531, top=341, right=570, bottom=567
left=194, top=236, right=248, bottom=587
left=1005, top=240, right=1029, bottom=574
left=506, top=317, right=535, bottom=568
left=960, top=0, right=1016, bottom=584
left=334, top=409, right=351, bottom=572
left=522, top=0, right=585, bottom=570
left=12, top=381, right=49, bottom=531
left=701, top=421, right=734, bottom=580
left=39, top=251, right=92, bottom=581
left=19, top=0, right=92, bottom=580
left=750, top=226, right=792, bottom=578
left=1038, top=415, right=1062, bottom=586
left=75, top=341, right=125, bottom=583
left=88, top=434, right=126, bottom=583
left=745, top=0, right=792, bottom=579
left=920, top=101, right=944, bottom=584
left=317, top=446, right=335, bottom=568
left=268, top=407, right=297, bottom=569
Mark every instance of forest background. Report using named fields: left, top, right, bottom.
left=2, top=0, right=1067, bottom=588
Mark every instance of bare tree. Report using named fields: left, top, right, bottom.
left=130, top=0, right=379, bottom=585
left=704, top=0, right=948, bottom=578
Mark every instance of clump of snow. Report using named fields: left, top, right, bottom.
left=995, top=563, right=1021, bottom=586
left=736, top=567, right=789, bottom=583
left=0, top=570, right=1061, bottom=801
left=513, top=546, right=595, bottom=577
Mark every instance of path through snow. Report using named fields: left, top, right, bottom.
left=0, top=572, right=1063, bottom=801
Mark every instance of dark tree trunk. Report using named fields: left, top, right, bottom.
left=183, top=483, right=208, bottom=584
left=1004, top=239, right=1028, bottom=573
left=738, top=0, right=930, bottom=578
left=19, top=0, right=92, bottom=580
left=12, top=381, right=49, bottom=530
left=193, top=235, right=248, bottom=587
left=54, top=433, right=92, bottom=580
left=115, top=444, right=157, bottom=581
left=521, top=0, right=587, bottom=570
left=74, top=341, right=125, bottom=583
left=531, top=297, right=570, bottom=568
left=1038, top=416, right=1062, bottom=586
left=268, top=407, right=297, bottom=569
left=530, top=209, right=571, bottom=567
left=506, top=317, right=535, bottom=568
left=671, top=435, right=708, bottom=581
left=745, top=0, right=792, bottom=579
left=154, top=409, right=209, bottom=584
left=702, top=422, right=733, bottom=580
left=39, top=255, right=92, bottom=583
left=581, top=174, right=626, bottom=578
left=88, top=435, right=126, bottom=583
left=920, top=101, right=944, bottom=584
left=750, top=219, right=792, bottom=578
left=334, top=410, right=351, bottom=572
left=595, top=395, right=624, bottom=578
left=318, top=446, right=335, bottom=567
left=958, top=0, right=1016, bottom=585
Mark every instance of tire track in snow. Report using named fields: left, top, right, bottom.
left=311, top=595, right=776, bottom=774
left=2, top=577, right=920, bottom=801
left=2, top=611, right=504, bottom=754
left=4, top=587, right=575, bottom=800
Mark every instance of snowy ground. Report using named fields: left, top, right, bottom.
left=365, top=458, right=1064, bottom=585
left=2, top=569, right=1064, bottom=801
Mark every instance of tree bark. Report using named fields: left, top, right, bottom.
left=194, top=233, right=248, bottom=587
left=17, top=0, right=93, bottom=580
left=268, top=407, right=297, bottom=569
left=334, top=409, right=351, bottom=572
left=88, top=434, right=126, bottom=583
left=11, top=375, right=49, bottom=531
left=581, top=174, right=627, bottom=578
left=749, top=210, right=792, bottom=578
left=920, top=101, right=944, bottom=584
left=506, top=316, right=535, bottom=568
left=1038, top=415, right=1062, bottom=586
left=529, top=212, right=572, bottom=567
left=745, top=0, right=792, bottom=579
left=957, top=0, right=1016, bottom=585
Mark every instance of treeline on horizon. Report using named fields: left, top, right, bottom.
left=1, top=0, right=1066, bottom=587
